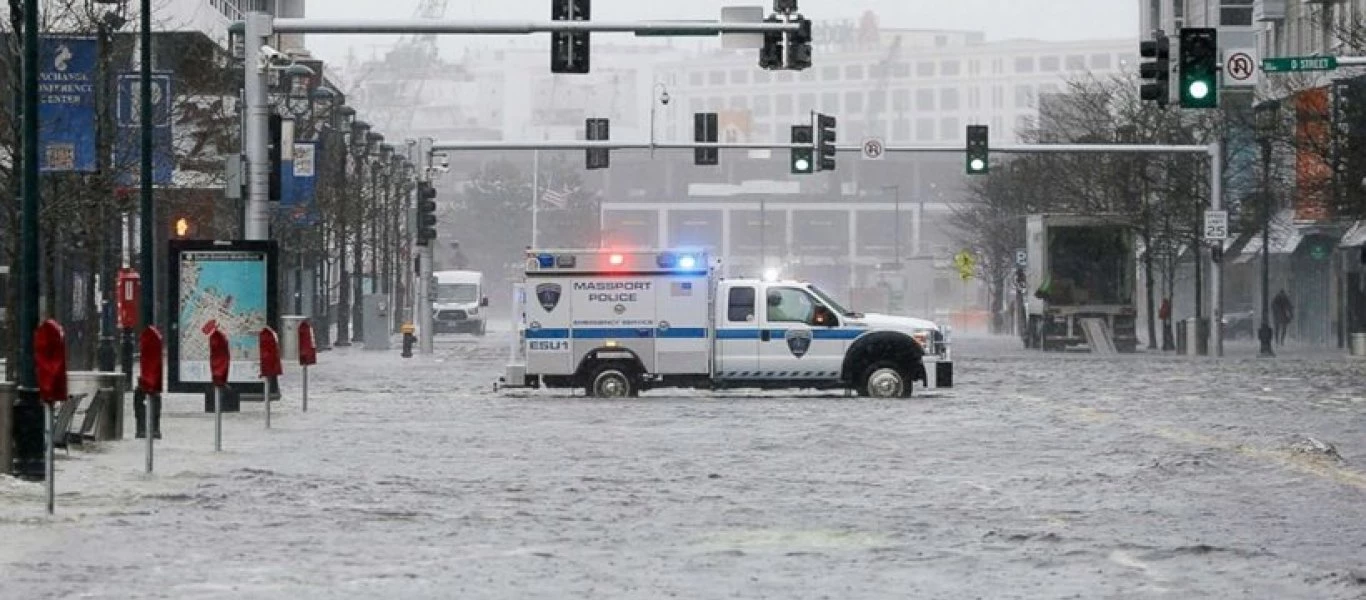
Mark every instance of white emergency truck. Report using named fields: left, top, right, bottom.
left=499, top=249, right=952, bottom=398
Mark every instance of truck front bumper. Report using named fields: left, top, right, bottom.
left=923, top=358, right=953, bottom=389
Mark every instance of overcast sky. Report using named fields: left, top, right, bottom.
left=301, top=0, right=1139, bottom=68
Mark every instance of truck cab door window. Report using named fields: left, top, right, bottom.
left=765, top=288, right=818, bottom=324
left=728, top=286, right=756, bottom=322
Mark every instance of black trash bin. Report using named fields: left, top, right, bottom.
left=1176, top=319, right=1188, bottom=355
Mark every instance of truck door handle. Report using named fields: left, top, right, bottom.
left=761, top=329, right=771, bottom=342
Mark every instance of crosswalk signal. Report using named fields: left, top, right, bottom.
left=790, top=125, right=813, bottom=174
left=1139, top=32, right=1171, bottom=108
left=966, top=125, right=989, bottom=175
left=815, top=113, right=836, bottom=171
left=1179, top=27, right=1218, bottom=109
left=551, top=0, right=590, bottom=73
left=171, top=216, right=194, bottom=239
left=585, top=118, right=610, bottom=169
left=694, top=112, right=719, bottom=166
left=416, top=182, right=437, bottom=246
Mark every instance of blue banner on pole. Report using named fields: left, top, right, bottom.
left=115, top=71, right=174, bottom=186
left=286, top=141, right=319, bottom=225
left=39, top=37, right=98, bottom=172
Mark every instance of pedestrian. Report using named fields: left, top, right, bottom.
left=1159, top=297, right=1174, bottom=351
left=1272, top=289, right=1294, bottom=346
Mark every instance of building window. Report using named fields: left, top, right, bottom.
left=993, top=86, right=1004, bottom=109
left=845, top=91, right=864, bottom=113
left=1015, top=57, right=1035, bottom=73
left=1066, top=55, right=1087, bottom=71
left=1040, top=56, right=1060, bottom=72
left=798, top=68, right=814, bottom=82
left=755, top=70, right=772, bottom=84
left=892, top=89, right=910, bottom=112
left=798, top=93, right=816, bottom=113
left=708, top=96, right=724, bottom=110
left=689, top=72, right=704, bottom=86
left=779, top=71, right=796, bottom=83
left=1016, top=115, right=1035, bottom=134
left=916, top=118, right=935, bottom=141
left=1014, top=85, right=1033, bottom=109
left=868, top=91, right=886, bottom=114
left=1221, top=0, right=1253, bottom=27
left=846, top=65, right=864, bottom=80
left=753, top=95, right=771, bottom=116
left=822, top=65, right=840, bottom=81
left=754, top=122, right=772, bottom=139
left=941, top=60, right=961, bottom=76
left=940, top=89, right=960, bottom=111
left=777, top=94, right=794, bottom=116
left=969, top=60, right=981, bottom=76
left=917, top=61, right=935, bottom=77
left=992, top=59, right=1003, bottom=74
left=939, top=117, right=959, bottom=141
left=893, top=63, right=911, bottom=78
left=821, top=92, right=840, bottom=112
left=730, top=70, right=748, bottom=85
left=893, top=119, right=911, bottom=141
left=729, top=96, right=747, bottom=109
left=1091, top=53, right=1113, bottom=70
left=709, top=71, right=725, bottom=86
left=968, top=87, right=981, bottom=110
left=916, top=89, right=935, bottom=111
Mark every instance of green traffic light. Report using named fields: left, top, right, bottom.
left=1188, top=80, right=1210, bottom=100
left=969, top=158, right=986, bottom=172
left=794, top=158, right=811, bottom=172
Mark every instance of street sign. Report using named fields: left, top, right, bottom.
left=861, top=137, right=885, bottom=161
left=1262, top=56, right=1337, bottom=73
left=1204, top=210, right=1229, bottom=241
left=719, top=6, right=763, bottom=49
left=1015, top=248, right=1028, bottom=267
left=1225, top=49, right=1258, bottom=87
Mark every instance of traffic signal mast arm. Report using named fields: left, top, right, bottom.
left=266, top=18, right=804, bottom=35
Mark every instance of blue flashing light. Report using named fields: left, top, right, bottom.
left=537, top=254, right=555, bottom=268
left=678, top=255, right=697, bottom=269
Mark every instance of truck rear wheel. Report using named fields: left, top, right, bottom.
left=588, top=365, right=638, bottom=398
left=858, top=361, right=912, bottom=399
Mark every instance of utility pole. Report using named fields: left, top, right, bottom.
left=417, top=137, right=435, bottom=355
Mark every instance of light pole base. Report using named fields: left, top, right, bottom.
left=1258, top=324, right=1275, bottom=357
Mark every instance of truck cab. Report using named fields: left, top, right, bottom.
left=501, top=249, right=952, bottom=398
left=432, top=270, right=488, bottom=336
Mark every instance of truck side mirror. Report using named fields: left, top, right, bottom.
left=480, top=297, right=489, bottom=307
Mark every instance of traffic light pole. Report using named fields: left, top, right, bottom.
left=416, top=138, right=435, bottom=356
left=426, top=138, right=1225, bottom=357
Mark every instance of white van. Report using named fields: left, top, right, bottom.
left=432, top=270, right=488, bottom=336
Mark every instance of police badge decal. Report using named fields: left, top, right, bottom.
left=536, top=283, right=562, bottom=312
left=785, top=329, right=812, bottom=358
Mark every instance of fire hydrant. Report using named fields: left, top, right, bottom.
left=400, top=322, right=416, bottom=358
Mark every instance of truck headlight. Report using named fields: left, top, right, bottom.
left=468, top=307, right=479, bottom=316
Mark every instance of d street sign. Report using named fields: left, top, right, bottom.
left=1262, top=56, right=1337, bottom=73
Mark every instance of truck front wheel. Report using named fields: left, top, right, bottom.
left=859, top=361, right=912, bottom=399
left=588, top=365, right=638, bottom=398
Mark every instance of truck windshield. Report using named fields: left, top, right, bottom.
left=435, top=283, right=479, bottom=303
left=808, top=285, right=857, bottom=317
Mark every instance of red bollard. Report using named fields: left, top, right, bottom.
left=34, top=320, right=67, bottom=515
left=138, top=328, right=163, bottom=474
left=259, top=328, right=283, bottom=429
left=297, top=321, right=317, bottom=412
left=209, top=328, right=230, bottom=452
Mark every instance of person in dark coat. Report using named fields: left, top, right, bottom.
left=1272, top=289, right=1294, bottom=346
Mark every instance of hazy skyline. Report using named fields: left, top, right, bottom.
left=301, top=0, right=1139, bottom=69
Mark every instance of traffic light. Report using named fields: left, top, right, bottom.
left=416, top=182, right=437, bottom=246
left=551, top=0, right=590, bottom=74
left=1139, top=32, right=1171, bottom=108
left=694, top=112, right=718, bottom=166
left=815, top=113, right=836, bottom=171
left=790, top=125, right=813, bottom=174
left=585, top=118, right=610, bottom=170
left=268, top=113, right=282, bottom=201
left=759, top=15, right=783, bottom=70
left=966, top=124, right=989, bottom=175
left=786, top=16, right=812, bottom=71
left=1179, top=27, right=1218, bottom=109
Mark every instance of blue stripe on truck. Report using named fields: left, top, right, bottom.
left=527, top=328, right=865, bottom=341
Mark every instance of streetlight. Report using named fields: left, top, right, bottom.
left=1256, top=99, right=1280, bottom=358
left=649, top=82, right=670, bottom=157
left=280, top=63, right=315, bottom=121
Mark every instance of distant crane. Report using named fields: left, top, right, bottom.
left=348, top=0, right=450, bottom=141
left=866, top=34, right=903, bottom=142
